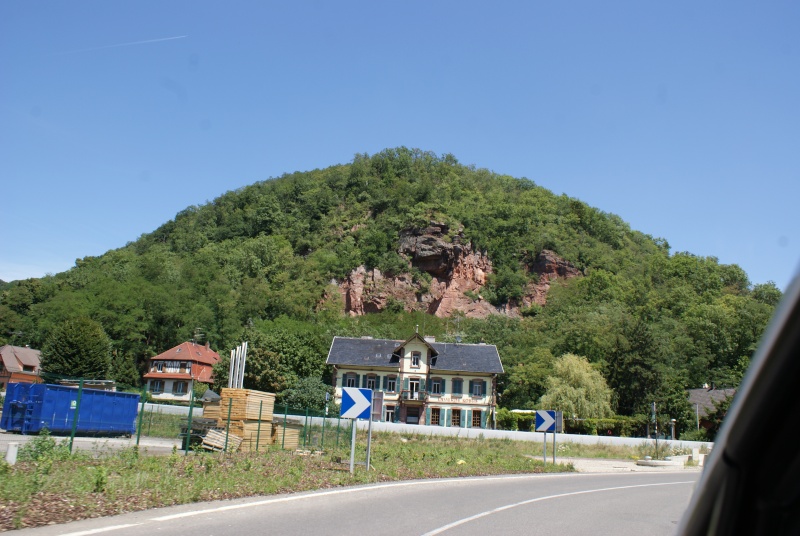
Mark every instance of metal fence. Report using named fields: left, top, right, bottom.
left=0, top=383, right=354, bottom=459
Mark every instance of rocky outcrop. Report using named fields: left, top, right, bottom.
left=521, top=249, right=583, bottom=308
left=338, top=226, right=580, bottom=318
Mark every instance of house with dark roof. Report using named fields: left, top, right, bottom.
left=687, top=386, right=736, bottom=429
left=143, top=341, right=220, bottom=402
left=327, top=333, right=504, bottom=428
left=0, top=345, right=41, bottom=390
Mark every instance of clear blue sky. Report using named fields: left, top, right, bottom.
left=2, top=2, right=798, bottom=289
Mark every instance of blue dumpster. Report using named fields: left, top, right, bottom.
left=0, top=383, right=139, bottom=436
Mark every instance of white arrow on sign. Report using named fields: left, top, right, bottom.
left=341, top=387, right=372, bottom=419
left=535, top=410, right=556, bottom=432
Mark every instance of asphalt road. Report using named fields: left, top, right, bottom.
left=14, top=470, right=699, bottom=536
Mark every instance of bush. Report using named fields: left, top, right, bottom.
left=17, top=428, right=72, bottom=462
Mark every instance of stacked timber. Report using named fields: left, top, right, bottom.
left=202, top=400, right=221, bottom=421
left=272, top=420, right=304, bottom=450
left=202, top=429, right=243, bottom=453
left=219, top=388, right=275, bottom=421
left=230, top=420, right=275, bottom=452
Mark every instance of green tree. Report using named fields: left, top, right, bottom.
left=278, top=376, right=333, bottom=412
left=539, top=353, right=614, bottom=419
left=41, top=317, right=112, bottom=379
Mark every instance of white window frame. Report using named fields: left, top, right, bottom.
left=411, top=352, right=421, bottom=368
left=387, top=377, right=397, bottom=392
left=173, top=381, right=188, bottom=395
left=346, top=374, right=357, bottom=388
left=431, top=379, right=442, bottom=395
left=385, top=405, right=395, bottom=422
left=472, top=381, right=483, bottom=397
left=150, top=380, right=164, bottom=393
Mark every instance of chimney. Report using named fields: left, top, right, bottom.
left=205, top=341, right=210, bottom=350
left=424, top=336, right=436, bottom=343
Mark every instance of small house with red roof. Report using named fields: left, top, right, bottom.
left=0, top=345, right=41, bottom=391
left=143, top=341, right=220, bottom=402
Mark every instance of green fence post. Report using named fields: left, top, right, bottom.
left=136, top=386, right=146, bottom=447
left=303, top=408, right=309, bottom=448
left=69, top=378, right=84, bottom=453
left=224, top=397, right=233, bottom=453
left=336, top=415, right=341, bottom=448
left=321, top=409, right=327, bottom=449
left=184, top=394, right=195, bottom=455
left=256, top=400, right=263, bottom=452
left=282, top=404, right=288, bottom=450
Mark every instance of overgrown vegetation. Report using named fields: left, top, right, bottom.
left=0, top=148, right=781, bottom=439
left=0, top=432, right=576, bottom=531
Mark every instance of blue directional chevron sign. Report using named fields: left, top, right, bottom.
left=341, top=387, right=372, bottom=420
left=535, top=410, right=557, bottom=432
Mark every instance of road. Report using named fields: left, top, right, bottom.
left=14, top=469, right=699, bottom=536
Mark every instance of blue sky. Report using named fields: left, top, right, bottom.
left=2, top=2, right=798, bottom=289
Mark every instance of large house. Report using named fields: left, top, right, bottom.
left=143, top=341, right=220, bottom=402
left=0, top=345, right=41, bottom=391
left=327, top=333, right=504, bottom=429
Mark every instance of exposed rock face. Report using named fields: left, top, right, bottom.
left=521, top=249, right=583, bottom=308
left=338, top=226, right=580, bottom=318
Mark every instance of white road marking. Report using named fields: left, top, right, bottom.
left=60, top=524, right=142, bottom=536
left=421, top=481, right=695, bottom=535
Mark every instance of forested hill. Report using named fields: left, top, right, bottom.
left=0, top=148, right=782, bottom=428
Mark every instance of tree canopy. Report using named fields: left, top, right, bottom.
left=0, top=148, right=781, bottom=429
left=40, top=317, right=112, bottom=380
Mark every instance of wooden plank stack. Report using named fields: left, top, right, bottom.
left=219, top=388, right=275, bottom=421
left=202, top=400, right=221, bottom=421
left=202, top=429, right=243, bottom=452
left=203, top=388, right=277, bottom=452
left=271, top=420, right=304, bottom=450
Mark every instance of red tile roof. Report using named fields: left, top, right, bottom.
left=149, top=342, right=220, bottom=366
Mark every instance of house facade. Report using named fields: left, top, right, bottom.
left=143, top=341, right=220, bottom=402
left=327, top=333, right=504, bottom=429
left=0, top=345, right=41, bottom=391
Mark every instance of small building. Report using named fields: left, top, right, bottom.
left=327, top=333, right=504, bottom=429
left=0, top=345, right=41, bottom=391
left=143, top=341, right=220, bottom=402
left=687, top=386, right=736, bottom=429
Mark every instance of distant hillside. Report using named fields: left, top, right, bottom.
left=0, top=148, right=782, bottom=424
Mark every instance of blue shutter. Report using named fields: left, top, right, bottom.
left=341, top=374, right=346, bottom=387
left=480, top=410, right=487, bottom=429
left=445, top=408, right=451, bottom=427
left=382, top=376, right=388, bottom=390
left=354, top=374, right=360, bottom=388
left=482, top=380, right=487, bottom=397
left=441, top=379, right=446, bottom=393
left=462, top=410, right=468, bottom=428
left=427, top=378, right=432, bottom=392
left=361, top=375, right=366, bottom=388
left=466, top=410, right=472, bottom=427
left=404, top=377, right=409, bottom=390
left=426, top=407, right=431, bottom=425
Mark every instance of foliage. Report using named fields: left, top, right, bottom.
left=16, top=428, right=73, bottom=463
left=40, top=317, right=112, bottom=379
left=0, top=148, right=780, bottom=420
left=539, top=354, right=614, bottom=419
left=277, top=376, right=333, bottom=412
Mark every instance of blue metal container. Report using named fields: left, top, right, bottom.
left=1, top=383, right=139, bottom=436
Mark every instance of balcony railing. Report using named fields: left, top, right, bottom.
left=401, top=389, right=426, bottom=401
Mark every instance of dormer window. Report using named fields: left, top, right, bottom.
left=411, top=351, right=421, bottom=368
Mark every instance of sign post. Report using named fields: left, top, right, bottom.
left=340, top=387, right=372, bottom=475
left=535, top=410, right=558, bottom=465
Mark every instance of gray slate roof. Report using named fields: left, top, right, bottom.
left=687, top=388, right=736, bottom=418
left=326, top=336, right=504, bottom=374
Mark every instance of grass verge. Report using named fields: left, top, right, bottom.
left=0, top=431, right=573, bottom=531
